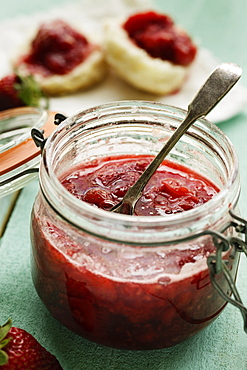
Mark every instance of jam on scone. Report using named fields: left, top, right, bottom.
left=104, top=11, right=197, bottom=95
left=15, top=19, right=107, bottom=95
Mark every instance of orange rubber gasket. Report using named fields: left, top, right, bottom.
left=0, top=110, right=56, bottom=176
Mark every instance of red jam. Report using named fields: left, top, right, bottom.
left=31, top=155, right=235, bottom=349
left=61, top=155, right=218, bottom=215
left=123, top=11, right=197, bottom=66
left=20, top=20, right=93, bottom=76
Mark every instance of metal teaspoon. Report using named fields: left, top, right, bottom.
left=111, top=63, right=242, bottom=215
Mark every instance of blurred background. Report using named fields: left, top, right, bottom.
left=1, top=0, right=247, bottom=87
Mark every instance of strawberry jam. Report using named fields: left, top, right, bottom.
left=61, top=155, right=218, bottom=215
left=20, top=20, right=93, bottom=76
left=123, top=11, right=197, bottom=66
left=31, top=154, right=238, bottom=349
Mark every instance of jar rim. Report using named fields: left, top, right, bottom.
left=40, top=100, right=240, bottom=243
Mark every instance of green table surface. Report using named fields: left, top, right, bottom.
left=1, top=1, right=247, bottom=369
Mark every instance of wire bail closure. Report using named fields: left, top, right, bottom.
left=206, top=208, right=247, bottom=332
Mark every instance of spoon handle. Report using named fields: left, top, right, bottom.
left=111, top=63, right=242, bottom=214
left=188, top=62, right=242, bottom=118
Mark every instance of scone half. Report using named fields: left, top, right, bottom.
left=14, top=19, right=107, bottom=96
left=104, top=15, right=196, bottom=95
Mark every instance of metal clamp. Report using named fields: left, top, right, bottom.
left=31, top=113, right=67, bottom=154
left=0, top=113, right=67, bottom=187
left=31, top=128, right=46, bottom=153
left=54, top=113, right=67, bottom=126
left=206, top=209, right=247, bottom=332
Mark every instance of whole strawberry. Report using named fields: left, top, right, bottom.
left=0, top=319, right=63, bottom=369
left=0, top=73, right=45, bottom=111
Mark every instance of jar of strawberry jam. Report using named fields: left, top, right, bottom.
left=30, top=101, right=247, bottom=350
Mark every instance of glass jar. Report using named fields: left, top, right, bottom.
left=30, top=101, right=246, bottom=350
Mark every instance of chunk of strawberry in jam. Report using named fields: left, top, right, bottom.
left=83, top=188, right=114, bottom=209
left=22, top=20, right=92, bottom=76
left=123, top=11, right=197, bottom=66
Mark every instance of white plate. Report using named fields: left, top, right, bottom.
left=48, top=48, right=247, bottom=123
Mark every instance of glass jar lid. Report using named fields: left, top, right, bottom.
left=0, top=106, right=55, bottom=198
